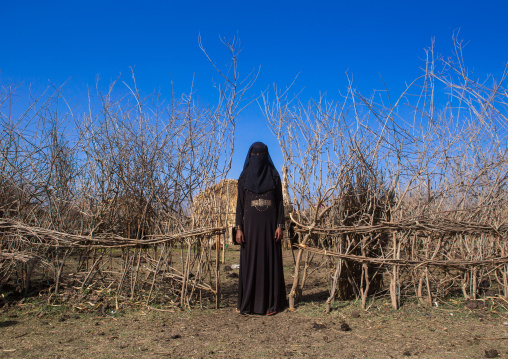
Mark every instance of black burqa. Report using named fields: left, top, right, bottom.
left=235, top=142, right=287, bottom=315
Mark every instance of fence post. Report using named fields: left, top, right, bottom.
left=215, top=233, right=221, bottom=309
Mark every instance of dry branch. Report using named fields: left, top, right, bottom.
left=294, top=244, right=508, bottom=268
left=0, top=218, right=226, bottom=248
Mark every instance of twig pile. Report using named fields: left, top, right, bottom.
left=264, top=35, right=508, bottom=310
left=0, top=37, right=254, bottom=308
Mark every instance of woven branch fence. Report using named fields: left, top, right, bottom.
left=288, top=209, right=508, bottom=311
left=0, top=217, right=228, bottom=309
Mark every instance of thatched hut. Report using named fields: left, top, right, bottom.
left=193, top=179, right=238, bottom=244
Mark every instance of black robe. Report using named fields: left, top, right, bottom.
left=235, top=175, right=287, bottom=314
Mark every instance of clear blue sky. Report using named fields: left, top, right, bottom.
left=2, top=0, right=508, bottom=177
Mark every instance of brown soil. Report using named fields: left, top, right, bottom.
left=2, top=248, right=508, bottom=358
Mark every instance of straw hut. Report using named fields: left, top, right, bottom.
left=193, top=179, right=238, bottom=244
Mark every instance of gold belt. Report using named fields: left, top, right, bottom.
left=251, top=199, right=272, bottom=207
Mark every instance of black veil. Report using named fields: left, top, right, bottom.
left=240, top=142, right=279, bottom=194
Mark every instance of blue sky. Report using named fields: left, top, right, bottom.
left=2, top=0, right=508, bottom=177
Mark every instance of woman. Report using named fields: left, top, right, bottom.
left=235, top=142, right=287, bottom=315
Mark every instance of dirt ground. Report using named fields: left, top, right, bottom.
left=2, top=247, right=508, bottom=359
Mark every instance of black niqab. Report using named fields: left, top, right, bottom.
left=240, top=142, right=279, bottom=194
